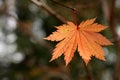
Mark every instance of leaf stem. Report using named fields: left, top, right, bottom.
left=73, top=8, right=78, bottom=28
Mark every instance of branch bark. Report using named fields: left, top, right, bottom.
left=100, top=0, right=120, bottom=79
left=31, top=0, right=67, bottom=23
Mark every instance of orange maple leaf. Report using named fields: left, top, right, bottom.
left=44, top=18, right=112, bottom=66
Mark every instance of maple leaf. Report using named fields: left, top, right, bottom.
left=44, top=18, right=112, bottom=66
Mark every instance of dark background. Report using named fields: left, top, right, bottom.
left=0, top=0, right=120, bottom=80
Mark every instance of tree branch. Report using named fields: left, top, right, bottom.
left=108, top=0, right=120, bottom=80
left=100, top=0, right=120, bottom=79
left=104, top=0, right=120, bottom=80
left=31, top=0, right=67, bottom=23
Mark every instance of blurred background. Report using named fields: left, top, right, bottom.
left=0, top=0, right=120, bottom=80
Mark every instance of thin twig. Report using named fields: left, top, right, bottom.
left=84, top=63, right=94, bottom=80
left=51, top=0, right=74, bottom=11
left=31, top=0, right=66, bottom=23
left=100, top=0, right=109, bottom=21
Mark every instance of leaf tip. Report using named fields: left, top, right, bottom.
left=43, top=37, right=47, bottom=40
left=65, top=61, right=71, bottom=67
left=93, top=17, right=97, bottom=21
left=110, top=42, right=113, bottom=45
left=65, top=62, right=70, bottom=67
left=49, top=58, right=54, bottom=62
left=43, top=36, right=49, bottom=40
left=101, top=57, right=106, bottom=61
left=84, top=59, right=90, bottom=65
